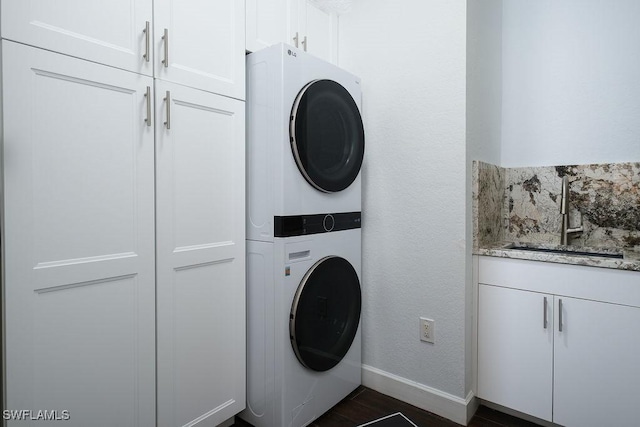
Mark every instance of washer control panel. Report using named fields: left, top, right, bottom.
left=274, top=212, right=360, bottom=237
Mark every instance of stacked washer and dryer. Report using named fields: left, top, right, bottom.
left=240, top=44, right=365, bottom=427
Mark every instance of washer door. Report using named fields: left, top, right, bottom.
left=290, top=79, right=365, bottom=193
left=290, top=256, right=361, bottom=372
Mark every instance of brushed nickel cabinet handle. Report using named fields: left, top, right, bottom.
left=144, top=86, right=151, bottom=127
left=543, top=297, right=548, bottom=329
left=558, top=299, right=563, bottom=332
left=164, top=91, right=171, bottom=130
left=143, top=21, right=150, bottom=62
left=162, top=28, right=169, bottom=67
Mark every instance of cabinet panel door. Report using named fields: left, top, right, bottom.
left=1, top=0, right=153, bottom=75
left=156, top=80, right=246, bottom=427
left=477, top=285, right=553, bottom=422
left=303, top=0, right=338, bottom=64
left=554, top=297, right=640, bottom=427
left=154, top=0, right=245, bottom=99
left=2, top=41, right=156, bottom=427
left=246, top=0, right=289, bottom=53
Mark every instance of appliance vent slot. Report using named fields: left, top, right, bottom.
left=289, top=250, right=310, bottom=261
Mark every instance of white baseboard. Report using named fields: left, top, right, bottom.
left=361, top=364, right=478, bottom=426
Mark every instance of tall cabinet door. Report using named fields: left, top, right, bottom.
left=154, top=0, right=245, bottom=100
left=155, top=80, right=246, bottom=427
left=2, top=41, right=156, bottom=427
left=477, top=285, right=554, bottom=422
left=1, top=0, right=153, bottom=75
left=553, top=297, right=640, bottom=427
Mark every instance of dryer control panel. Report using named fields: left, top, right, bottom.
left=274, top=212, right=361, bottom=237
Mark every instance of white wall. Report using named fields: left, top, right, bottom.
left=339, top=0, right=468, bottom=399
left=467, top=1, right=502, bottom=167
left=465, top=0, right=503, bottom=395
left=501, top=0, right=640, bottom=167
left=336, top=0, right=640, bottom=415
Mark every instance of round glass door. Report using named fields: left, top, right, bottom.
left=290, top=79, right=365, bottom=193
left=289, top=256, right=361, bottom=372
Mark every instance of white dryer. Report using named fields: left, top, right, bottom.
left=240, top=228, right=362, bottom=427
left=246, top=43, right=365, bottom=242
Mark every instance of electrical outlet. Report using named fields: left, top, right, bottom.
left=420, top=317, right=435, bottom=344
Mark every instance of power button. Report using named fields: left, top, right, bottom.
left=323, top=214, right=335, bottom=232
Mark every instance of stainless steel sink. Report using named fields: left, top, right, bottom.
left=502, top=243, right=624, bottom=259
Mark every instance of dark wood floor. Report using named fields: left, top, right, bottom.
left=233, top=386, right=538, bottom=427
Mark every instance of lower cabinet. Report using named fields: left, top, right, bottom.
left=477, top=257, right=640, bottom=427
left=155, top=80, right=246, bottom=426
left=478, top=285, right=553, bottom=421
left=552, top=297, right=640, bottom=427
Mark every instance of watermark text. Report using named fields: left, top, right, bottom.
left=3, top=410, right=70, bottom=421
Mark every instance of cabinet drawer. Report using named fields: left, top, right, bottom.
left=479, top=256, right=640, bottom=308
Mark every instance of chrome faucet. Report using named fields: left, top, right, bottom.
left=560, top=176, right=583, bottom=245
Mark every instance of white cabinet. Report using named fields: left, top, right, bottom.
left=477, top=285, right=553, bottom=421
left=154, top=0, right=245, bottom=99
left=155, top=80, right=246, bottom=427
left=246, top=0, right=337, bottom=64
left=2, top=40, right=156, bottom=427
left=477, top=257, right=640, bottom=427
left=246, top=0, right=290, bottom=54
left=2, top=2, right=246, bottom=425
left=1, top=0, right=246, bottom=99
left=553, top=297, right=640, bottom=427
left=293, top=0, right=338, bottom=63
left=1, top=0, right=153, bottom=76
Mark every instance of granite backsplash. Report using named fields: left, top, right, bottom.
left=472, top=161, right=505, bottom=249
left=473, top=161, right=640, bottom=250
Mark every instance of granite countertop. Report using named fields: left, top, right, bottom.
left=476, top=241, right=640, bottom=272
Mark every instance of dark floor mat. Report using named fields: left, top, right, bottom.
left=358, top=412, right=418, bottom=427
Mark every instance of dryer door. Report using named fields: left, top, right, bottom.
left=290, top=79, right=365, bottom=193
left=290, top=256, right=361, bottom=372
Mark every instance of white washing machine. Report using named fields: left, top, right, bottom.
left=246, top=43, right=365, bottom=242
left=239, top=228, right=362, bottom=427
